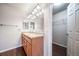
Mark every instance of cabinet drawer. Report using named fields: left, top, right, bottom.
left=22, top=37, right=27, bottom=46
left=22, top=34, right=32, bottom=44
left=23, top=41, right=27, bottom=54
left=22, top=37, right=25, bottom=46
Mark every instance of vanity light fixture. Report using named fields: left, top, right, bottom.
left=36, top=10, right=42, bottom=17
left=34, top=8, right=38, bottom=13
left=39, top=11, right=42, bottom=15
left=36, top=5, right=41, bottom=10
left=32, top=5, right=41, bottom=15
left=32, top=11, right=35, bottom=14
left=27, top=4, right=43, bottom=19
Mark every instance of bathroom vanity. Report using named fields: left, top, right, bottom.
left=22, top=32, right=43, bottom=56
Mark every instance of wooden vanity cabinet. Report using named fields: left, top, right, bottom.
left=22, top=33, right=43, bottom=56
left=26, top=42, right=32, bottom=56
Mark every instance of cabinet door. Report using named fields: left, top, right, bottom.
left=23, top=39, right=27, bottom=54
left=32, top=37, right=43, bottom=56
left=74, top=6, right=79, bottom=56
left=26, top=42, right=32, bottom=56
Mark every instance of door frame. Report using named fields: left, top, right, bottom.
left=43, top=4, right=53, bottom=56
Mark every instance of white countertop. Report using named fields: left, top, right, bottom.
left=22, top=32, right=43, bottom=38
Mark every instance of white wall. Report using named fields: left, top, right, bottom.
left=53, top=10, right=67, bottom=47
left=0, top=4, right=25, bottom=52
left=0, top=4, right=44, bottom=53
left=44, top=4, right=53, bottom=56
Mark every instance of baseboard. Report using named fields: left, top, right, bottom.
left=0, top=45, right=22, bottom=53
left=53, top=42, right=67, bottom=48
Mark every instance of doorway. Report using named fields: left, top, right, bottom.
left=52, top=3, right=69, bottom=56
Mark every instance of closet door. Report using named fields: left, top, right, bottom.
left=68, top=13, right=75, bottom=33
left=74, top=7, right=79, bottom=56
left=75, top=7, right=79, bottom=33
left=74, top=39, right=79, bottom=56
left=67, top=12, right=74, bottom=56
left=67, top=4, right=75, bottom=33
left=67, top=3, right=79, bottom=56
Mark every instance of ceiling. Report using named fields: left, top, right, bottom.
left=8, top=3, right=69, bottom=15
left=53, top=3, right=69, bottom=15
left=7, top=3, right=47, bottom=18
left=0, top=3, right=48, bottom=20
left=0, top=3, right=69, bottom=16
left=0, top=3, right=38, bottom=18
left=7, top=3, right=38, bottom=16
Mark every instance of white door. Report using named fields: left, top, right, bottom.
left=74, top=7, right=79, bottom=56
left=75, top=7, right=79, bottom=33
left=67, top=4, right=75, bottom=56
left=67, top=12, right=74, bottom=56
left=68, top=4, right=79, bottom=56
